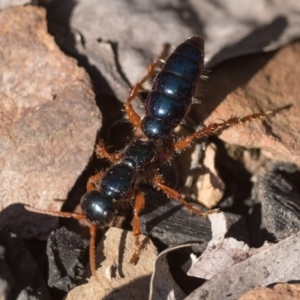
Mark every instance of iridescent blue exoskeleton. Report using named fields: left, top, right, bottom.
left=26, top=37, right=278, bottom=280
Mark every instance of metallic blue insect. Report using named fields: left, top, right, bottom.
left=26, top=37, right=276, bottom=280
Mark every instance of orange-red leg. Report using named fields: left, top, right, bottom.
left=24, top=206, right=86, bottom=220
left=25, top=205, right=100, bottom=282
left=124, top=43, right=170, bottom=129
left=174, top=109, right=279, bottom=152
left=89, top=224, right=99, bottom=281
left=152, top=174, right=219, bottom=216
left=130, top=189, right=145, bottom=264
left=95, top=143, right=123, bottom=163
left=86, top=172, right=105, bottom=191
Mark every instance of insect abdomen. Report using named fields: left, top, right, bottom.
left=142, top=36, right=204, bottom=139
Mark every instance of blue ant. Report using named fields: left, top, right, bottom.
left=26, top=37, right=278, bottom=279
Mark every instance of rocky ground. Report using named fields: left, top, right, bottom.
left=1, top=2, right=300, bottom=300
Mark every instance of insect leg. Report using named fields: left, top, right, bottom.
left=174, top=110, right=278, bottom=152
left=130, top=189, right=145, bottom=264
left=95, top=143, right=123, bottom=163
left=89, top=224, right=99, bottom=281
left=86, top=172, right=105, bottom=191
left=124, top=43, right=170, bottom=129
left=24, top=206, right=86, bottom=220
left=152, top=174, right=219, bottom=216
